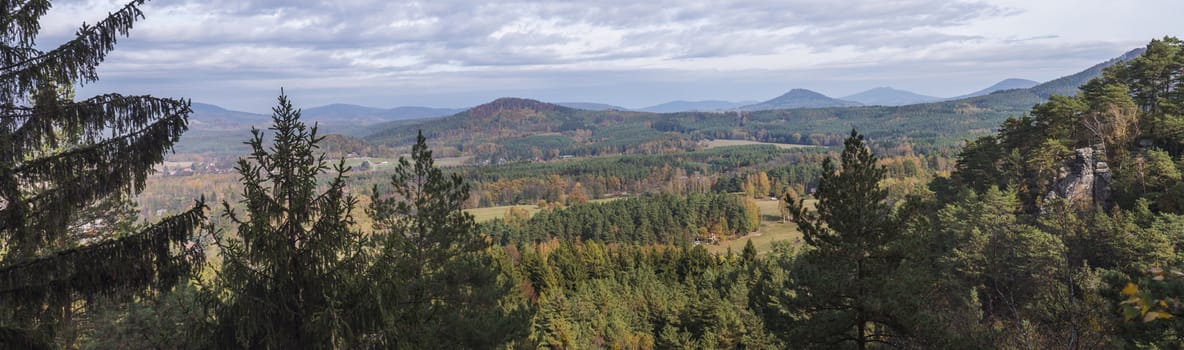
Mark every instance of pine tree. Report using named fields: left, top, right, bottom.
left=781, top=129, right=908, bottom=348
left=0, top=1, right=205, bottom=348
left=365, top=130, right=516, bottom=348
left=205, top=93, right=368, bottom=349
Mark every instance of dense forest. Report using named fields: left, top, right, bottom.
left=3, top=1, right=1184, bottom=349
left=480, top=193, right=761, bottom=245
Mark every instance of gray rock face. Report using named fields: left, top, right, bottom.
left=1045, top=146, right=1111, bottom=209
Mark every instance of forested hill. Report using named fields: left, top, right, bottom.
left=363, top=48, right=1142, bottom=159
left=1029, top=47, right=1145, bottom=98
left=364, top=97, right=660, bottom=152
left=945, top=78, right=1039, bottom=100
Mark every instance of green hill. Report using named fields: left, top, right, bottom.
left=332, top=48, right=1144, bottom=162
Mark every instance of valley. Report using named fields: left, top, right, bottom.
left=6, top=1, right=1180, bottom=347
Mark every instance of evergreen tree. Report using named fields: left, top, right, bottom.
left=205, top=93, right=368, bottom=349
left=529, top=291, right=577, bottom=349
left=779, top=129, right=908, bottom=348
left=741, top=239, right=757, bottom=264
left=81, top=283, right=206, bottom=350
left=364, top=130, right=518, bottom=348
left=0, top=1, right=204, bottom=348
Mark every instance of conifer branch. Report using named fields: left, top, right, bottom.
left=13, top=111, right=185, bottom=218
left=2, top=94, right=190, bottom=154
left=0, top=200, right=205, bottom=297
left=0, top=0, right=146, bottom=103
left=0, top=0, right=51, bottom=48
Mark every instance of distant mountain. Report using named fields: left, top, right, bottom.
left=300, top=104, right=389, bottom=124
left=840, top=87, right=940, bottom=106
left=639, top=100, right=756, bottom=113
left=183, top=45, right=1151, bottom=160
left=188, top=102, right=269, bottom=131
left=302, top=103, right=462, bottom=125
left=1029, top=48, right=1145, bottom=98
left=386, top=106, right=468, bottom=119
left=187, top=102, right=462, bottom=132
left=366, top=97, right=599, bottom=146
left=557, top=102, right=630, bottom=111
left=466, top=97, right=577, bottom=120
left=947, top=78, right=1040, bottom=100
left=352, top=46, right=1154, bottom=164
left=740, top=89, right=862, bottom=111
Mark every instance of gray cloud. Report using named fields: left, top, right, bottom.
left=53, top=0, right=1012, bottom=70
left=36, top=0, right=1177, bottom=111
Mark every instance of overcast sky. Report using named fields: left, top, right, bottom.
left=39, top=0, right=1181, bottom=112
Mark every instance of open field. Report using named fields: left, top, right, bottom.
left=466, top=196, right=626, bottom=223
left=435, top=155, right=474, bottom=167
left=466, top=204, right=540, bottom=223
left=707, top=198, right=814, bottom=255
left=469, top=196, right=807, bottom=254
left=704, top=139, right=821, bottom=150
left=343, top=155, right=471, bottom=172
left=342, top=157, right=399, bottom=171
left=589, top=197, right=626, bottom=204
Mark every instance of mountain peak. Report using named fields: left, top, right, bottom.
left=466, top=97, right=574, bottom=120
left=784, top=88, right=824, bottom=95
left=740, top=88, right=861, bottom=111
left=479, top=97, right=567, bottom=110
left=988, top=78, right=1040, bottom=91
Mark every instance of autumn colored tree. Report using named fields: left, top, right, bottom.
left=569, top=182, right=589, bottom=204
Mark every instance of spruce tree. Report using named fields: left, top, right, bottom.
left=780, top=129, right=907, bottom=348
left=0, top=1, right=204, bottom=348
left=205, top=93, right=368, bottom=349
left=741, top=239, right=757, bottom=264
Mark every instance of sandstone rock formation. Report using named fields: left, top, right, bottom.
left=1044, top=146, right=1111, bottom=210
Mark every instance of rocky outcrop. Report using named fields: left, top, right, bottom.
left=1044, top=146, right=1111, bottom=209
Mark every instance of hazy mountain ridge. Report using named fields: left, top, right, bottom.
left=188, top=102, right=464, bottom=131
left=188, top=103, right=270, bottom=130
left=639, top=100, right=756, bottom=113
left=841, top=87, right=941, bottom=106
left=301, top=104, right=464, bottom=125
left=557, top=102, right=631, bottom=111
left=945, top=78, right=1040, bottom=100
